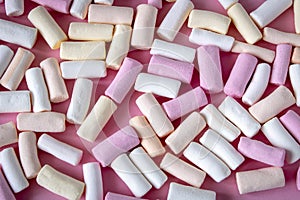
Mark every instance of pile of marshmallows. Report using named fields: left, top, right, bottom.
left=0, top=0, right=300, bottom=199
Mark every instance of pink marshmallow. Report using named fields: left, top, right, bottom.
left=105, top=192, right=148, bottom=200
left=279, top=110, right=300, bottom=143
left=162, top=86, right=208, bottom=121
left=297, top=165, right=300, bottom=190
left=224, top=53, right=257, bottom=98
left=148, top=55, right=194, bottom=84
left=92, top=126, right=140, bottom=167
left=105, top=57, right=143, bottom=104
left=197, top=45, right=224, bottom=93
left=270, top=44, right=292, bottom=85
left=0, top=168, right=15, bottom=200
left=238, top=137, right=286, bottom=167
left=148, top=0, right=162, bottom=9
left=31, top=0, right=72, bottom=14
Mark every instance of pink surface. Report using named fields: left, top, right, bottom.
left=0, top=0, right=300, bottom=200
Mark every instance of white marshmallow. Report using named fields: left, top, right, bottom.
left=0, top=122, right=17, bottom=148
left=295, top=0, right=300, bottom=34
left=289, top=64, right=300, bottom=107
left=94, top=0, right=114, bottom=5
left=83, top=162, right=103, bottom=200
left=0, top=45, right=13, bottom=78
left=70, top=0, right=92, bottom=19
left=0, top=91, right=31, bottom=113
left=217, top=0, right=238, bottom=10
left=5, top=0, right=24, bottom=16
left=263, top=27, right=300, bottom=46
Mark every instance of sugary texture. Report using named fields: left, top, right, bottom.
left=224, top=53, right=257, bottom=98
left=162, top=87, right=207, bottom=121
left=17, top=112, right=66, bottom=132
left=0, top=122, right=17, bottom=148
left=289, top=64, right=300, bottom=106
left=92, top=126, right=140, bottom=167
left=110, top=154, right=152, bottom=197
left=263, top=27, right=300, bottom=46
left=148, top=0, right=162, bottom=9
left=279, top=110, right=300, bottom=143
left=236, top=167, right=285, bottom=194
left=238, top=137, right=286, bottom=167
left=261, top=117, right=300, bottom=164
left=249, top=86, right=296, bottom=123
left=70, top=0, right=92, bottom=19
left=292, top=47, right=300, bottom=63
left=83, top=162, right=103, bottom=200
left=157, top=0, right=194, bottom=41
left=5, top=0, right=24, bottom=16
left=0, top=45, right=13, bottom=78
left=0, top=91, right=31, bottom=113
left=0, top=169, right=16, bottom=200
left=105, top=57, right=143, bottom=104
left=28, top=6, right=68, bottom=49
left=189, top=28, right=234, bottom=52
left=217, top=0, right=238, bottom=10
left=31, top=0, right=73, bottom=14
left=295, top=0, right=300, bottom=34
left=94, top=0, right=114, bottom=5
left=105, top=192, right=147, bottom=200
left=36, top=164, right=85, bottom=200
left=160, top=153, right=206, bottom=187
left=165, top=112, right=206, bottom=154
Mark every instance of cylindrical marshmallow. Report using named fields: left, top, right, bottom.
left=292, top=47, right=300, bottom=64
left=0, top=148, right=29, bottom=193
left=189, top=28, right=234, bottom=52
left=92, top=126, right=140, bottom=167
left=17, top=112, right=66, bottom=132
left=25, top=67, right=51, bottom=112
left=289, top=64, right=300, bottom=106
left=94, top=0, right=114, bottom=5
left=1, top=47, right=35, bottom=91
left=227, top=3, right=262, bottom=44
left=157, top=0, right=194, bottom=41
left=111, top=154, right=152, bottom=197
left=28, top=6, right=68, bottom=49
left=0, top=122, right=17, bottom=148
left=40, top=57, right=69, bottom=103
left=263, top=27, right=300, bottom=46
left=249, top=86, right=296, bottom=123
left=105, top=192, right=144, bottom=200
left=242, top=63, right=271, bottom=106
left=280, top=110, right=300, bottom=143
left=0, top=91, right=31, bottom=113
left=36, top=164, right=85, bottom=200
left=70, top=0, right=92, bottom=19
left=18, top=132, right=41, bottom=179
left=219, top=96, right=261, bottom=138
left=83, top=162, right=103, bottom=200
left=261, top=117, right=300, bottom=164
left=236, top=167, right=285, bottom=194
left=77, top=95, right=117, bottom=142
left=295, top=0, right=300, bottom=34
left=136, top=93, right=174, bottom=137
left=217, top=0, right=238, bottom=10
left=5, top=0, right=24, bottom=16
left=224, top=53, right=258, bottom=98
left=0, top=168, right=15, bottom=200
left=148, top=0, right=162, bottom=9
left=0, top=45, right=13, bottom=78
left=30, top=0, right=73, bottom=14
left=238, top=137, right=286, bottom=167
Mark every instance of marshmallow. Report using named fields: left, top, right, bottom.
left=94, top=0, right=114, bottom=4
left=17, top=112, right=65, bottom=132
left=129, top=116, right=165, bottom=157
left=0, top=91, right=31, bottom=113
left=105, top=192, right=145, bottom=200
left=134, top=73, right=181, bottom=98
left=166, top=112, right=206, bottom=154
left=242, top=63, right=271, bottom=106
left=148, top=0, right=162, bottom=9
left=162, top=87, right=207, bottom=121
left=5, top=0, right=24, bottom=16
left=30, top=0, right=72, bottom=14
left=83, top=162, right=103, bottom=200
left=249, top=86, right=296, bottom=123
left=150, top=39, right=196, bottom=63
left=110, top=154, right=152, bottom=197
left=40, top=57, right=69, bottom=103
left=297, top=166, right=300, bottom=190
left=1, top=48, right=34, bottom=91
left=280, top=110, right=300, bottom=143
left=200, top=104, right=241, bottom=142
left=289, top=64, right=300, bottom=106
left=219, top=96, right=261, bottom=138
left=250, top=0, right=292, bottom=28
left=67, top=78, right=93, bottom=124
left=92, top=126, right=140, bottom=167
left=231, top=41, right=275, bottom=63
left=160, top=153, right=206, bottom=187
left=131, top=4, right=158, bottom=49
left=0, top=45, right=13, bottom=78
left=227, top=3, right=262, bottom=44
left=60, top=60, right=107, bottom=79
left=184, top=142, right=231, bottom=182
left=197, top=46, right=224, bottom=93
left=157, top=0, right=194, bottom=41
left=88, top=5, right=133, bottom=25
left=271, top=44, right=292, bottom=85
left=188, top=9, right=231, bottom=34
left=217, top=0, right=238, bottom=10
left=77, top=95, right=117, bottom=142
left=36, top=164, right=85, bottom=200
left=70, top=0, right=92, bottom=19
left=263, top=27, right=300, bottom=46
left=236, top=167, right=285, bottom=194
left=68, top=22, right=113, bottom=42
left=105, top=58, right=143, bottom=104
left=106, top=25, right=132, bottom=70
left=18, top=132, right=41, bottom=179
left=261, top=117, right=300, bottom=164
left=292, top=47, right=300, bottom=63
left=0, top=148, right=29, bottom=193
left=295, top=0, right=300, bottom=34
left=189, top=28, right=234, bottom=52
left=60, top=41, right=106, bottom=60
left=0, top=19, right=37, bottom=49
left=224, top=53, right=257, bottom=98
left=238, top=137, right=286, bottom=167
left=148, top=55, right=194, bottom=84
left=0, top=122, right=17, bottom=148
left=136, top=93, right=174, bottom=137
left=0, top=168, right=15, bottom=200
left=167, top=182, right=216, bottom=200
left=25, top=67, right=51, bottom=112
left=28, top=6, right=68, bottom=49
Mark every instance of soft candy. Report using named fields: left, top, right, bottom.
left=280, top=110, right=300, bottom=143
left=217, top=0, right=238, bottom=10
left=30, top=0, right=73, bottom=14
left=0, top=91, right=31, bottom=113
left=263, top=27, right=300, bottom=46
left=0, top=122, right=17, bottom=148
left=83, top=162, right=103, bottom=200
left=0, top=168, right=15, bottom=200
left=0, top=45, right=13, bottom=78
left=70, top=0, right=92, bottom=19
left=5, top=0, right=24, bottom=16
left=289, top=64, right=300, bottom=106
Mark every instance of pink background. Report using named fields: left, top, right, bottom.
left=0, top=0, right=299, bottom=199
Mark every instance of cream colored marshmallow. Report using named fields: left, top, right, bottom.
left=0, top=122, right=17, bottom=148
left=263, top=27, right=300, bottom=46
